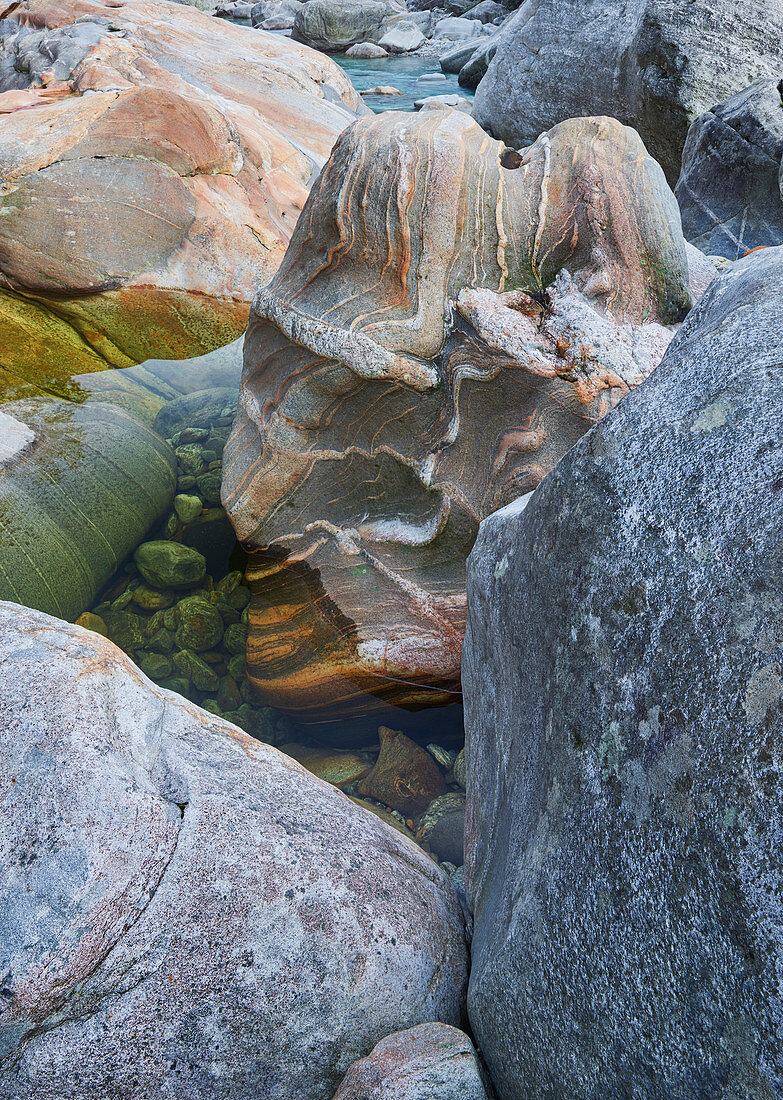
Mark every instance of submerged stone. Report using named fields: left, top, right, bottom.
left=134, top=541, right=207, bottom=591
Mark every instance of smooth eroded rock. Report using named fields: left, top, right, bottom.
left=463, top=247, right=783, bottom=1098
left=0, top=0, right=367, bottom=395
left=222, top=110, right=698, bottom=728
left=0, top=398, right=175, bottom=621
left=0, top=602, right=467, bottom=1098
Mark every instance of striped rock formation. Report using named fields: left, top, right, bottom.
left=222, top=110, right=696, bottom=731
left=0, top=0, right=366, bottom=400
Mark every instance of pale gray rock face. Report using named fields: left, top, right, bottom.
left=463, top=247, right=783, bottom=1099
left=0, top=603, right=467, bottom=1099
left=378, top=20, right=426, bottom=51
left=676, top=78, right=783, bottom=259
left=471, top=0, right=783, bottom=183
left=332, top=1023, right=491, bottom=1099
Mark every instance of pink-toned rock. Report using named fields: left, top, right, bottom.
left=0, top=0, right=368, bottom=394
left=333, top=1023, right=491, bottom=1098
left=0, top=601, right=466, bottom=1099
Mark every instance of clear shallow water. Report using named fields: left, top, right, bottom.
left=225, top=19, right=474, bottom=114
left=334, top=54, right=473, bottom=114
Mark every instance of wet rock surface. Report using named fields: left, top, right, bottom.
left=223, top=109, right=699, bottom=726
left=463, top=247, right=783, bottom=1097
left=0, top=602, right=467, bottom=1099
left=0, top=397, right=175, bottom=621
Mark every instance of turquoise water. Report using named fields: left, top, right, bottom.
left=334, top=54, right=473, bottom=113
left=224, top=19, right=474, bottom=114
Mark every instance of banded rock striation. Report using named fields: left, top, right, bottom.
left=222, top=109, right=703, bottom=730
left=0, top=0, right=367, bottom=397
left=470, top=0, right=783, bottom=184
left=0, top=602, right=466, bottom=1099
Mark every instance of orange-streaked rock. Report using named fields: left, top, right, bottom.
left=0, top=0, right=368, bottom=393
left=222, top=111, right=699, bottom=727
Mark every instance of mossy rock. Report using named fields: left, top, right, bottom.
left=0, top=397, right=175, bottom=622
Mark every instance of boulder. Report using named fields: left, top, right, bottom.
left=0, top=0, right=367, bottom=398
left=414, top=94, right=472, bottom=112
left=332, top=1024, right=491, bottom=1099
left=465, top=1, right=505, bottom=23
left=433, top=15, right=483, bottom=37
left=0, top=602, right=467, bottom=1099
left=292, top=0, right=395, bottom=50
left=251, top=0, right=303, bottom=26
left=439, top=39, right=480, bottom=74
left=454, top=27, right=502, bottom=88
left=471, top=0, right=783, bottom=183
left=463, top=247, right=783, bottom=1097
left=379, top=21, right=426, bottom=52
left=0, top=398, right=175, bottom=622
left=222, top=110, right=701, bottom=729
left=345, top=40, right=388, bottom=56
left=676, top=78, right=783, bottom=259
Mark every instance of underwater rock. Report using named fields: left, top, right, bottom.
left=280, top=743, right=372, bottom=787
left=462, top=247, right=783, bottom=1098
left=332, top=1023, right=491, bottom=1099
left=173, top=595, right=225, bottom=652
left=0, top=602, right=467, bottom=1099
left=134, top=541, right=207, bottom=591
left=222, top=110, right=698, bottom=726
left=416, top=792, right=466, bottom=866
left=470, top=0, right=783, bottom=183
left=0, top=0, right=367, bottom=397
left=358, top=726, right=446, bottom=816
left=0, top=397, right=175, bottom=622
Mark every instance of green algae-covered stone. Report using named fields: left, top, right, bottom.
left=134, top=541, right=206, bottom=590
left=172, top=648, right=220, bottom=692
left=174, top=596, right=224, bottom=652
left=0, top=397, right=175, bottom=622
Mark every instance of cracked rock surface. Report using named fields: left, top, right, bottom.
left=0, top=602, right=467, bottom=1099
left=463, top=247, right=783, bottom=1098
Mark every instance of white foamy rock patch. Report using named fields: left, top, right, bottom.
left=0, top=602, right=467, bottom=1100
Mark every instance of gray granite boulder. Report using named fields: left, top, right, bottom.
left=379, top=20, right=426, bottom=51
left=292, top=0, right=397, bottom=50
left=463, top=246, right=783, bottom=1098
left=332, top=1023, right=491, bottom=1099
left=0, top=603, right=467, bottom=1098
left=676, top=78, right=783, bottom=259
left=471, top=0, right=783, bottom=182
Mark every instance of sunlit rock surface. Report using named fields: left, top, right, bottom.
left=0, top=602, right=467, bottom=1099
left=463, top=247, right=783, bottom=1098
left=222, top=109, right=697, bottom=728
left=0, top=0, right=367, bottom=398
